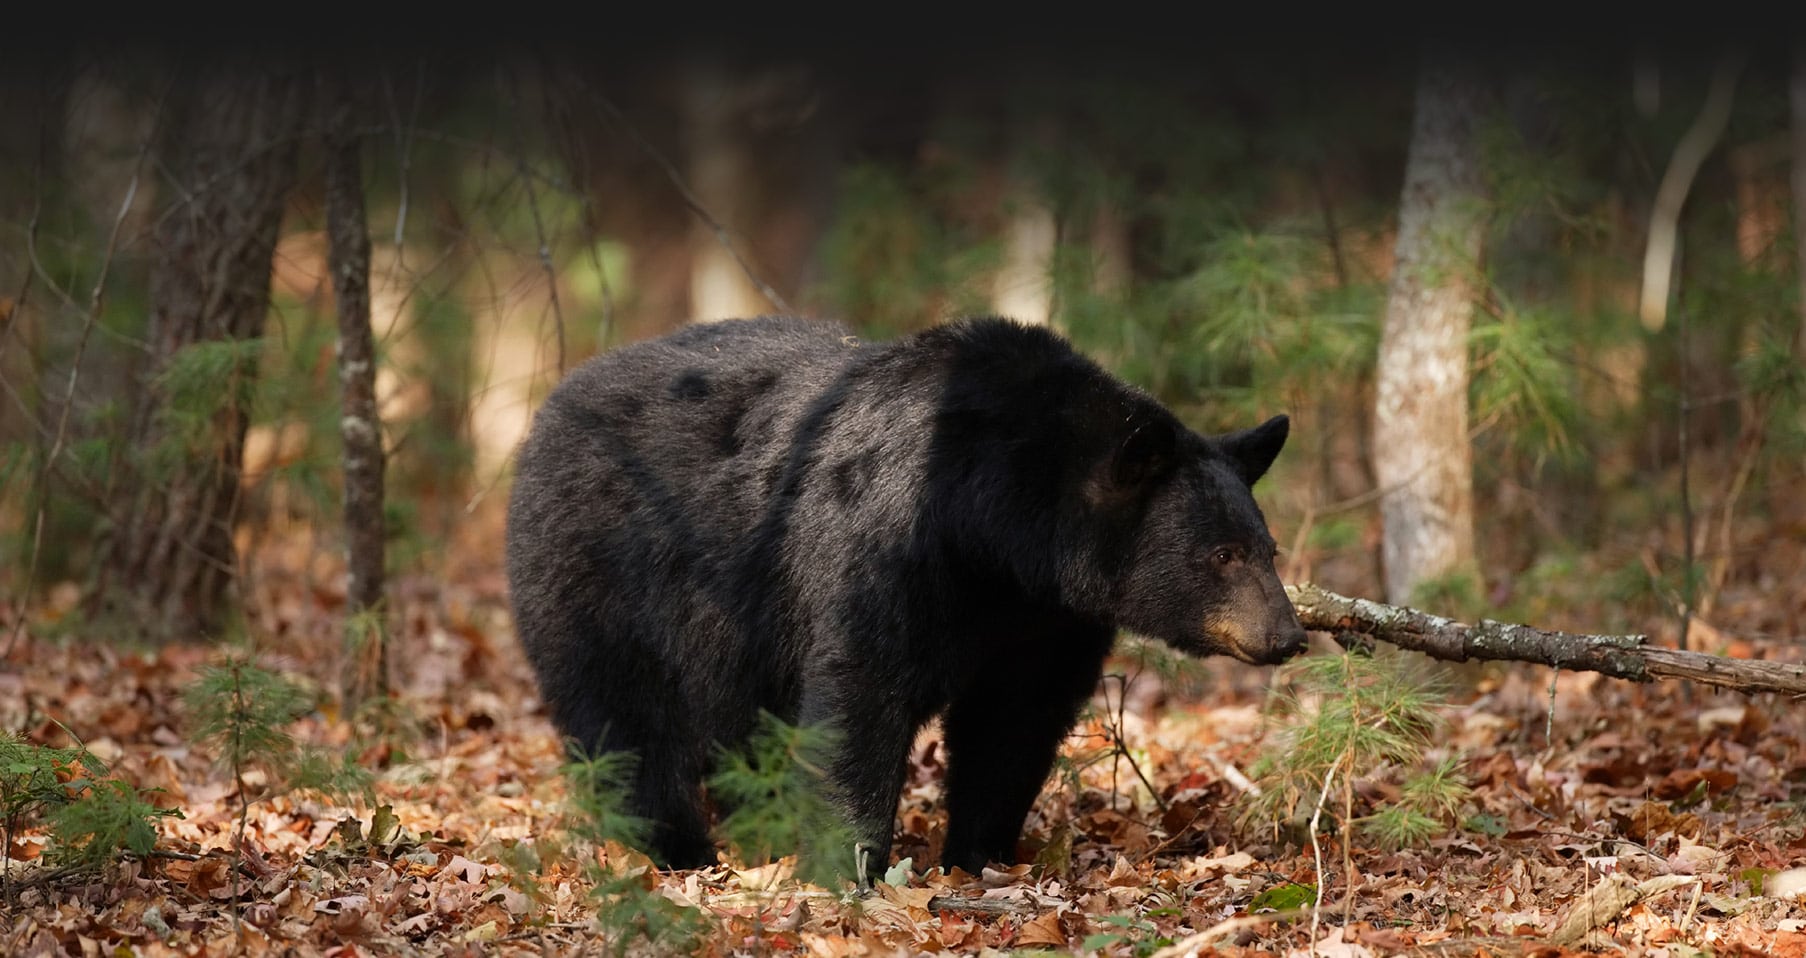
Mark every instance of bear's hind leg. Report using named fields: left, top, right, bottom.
left=555, top=689, right=716, bottom=870
left=632, top=748, right=716, bottom=869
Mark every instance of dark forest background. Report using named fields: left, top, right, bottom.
left=2, top=29, right=1803, bottom=653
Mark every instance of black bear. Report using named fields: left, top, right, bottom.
left=505, top=316, right=1306, bottom=879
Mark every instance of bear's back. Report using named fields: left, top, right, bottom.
left=509, top=319, right=864, bottom=583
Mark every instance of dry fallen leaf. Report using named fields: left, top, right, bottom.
left=1015, top=910, right=1067, bottom=948
left=876, top=881, right=938, bottom=910
left=1190, top=850, right=1256, bottom=875
left=731, top=858, right=795, bottom=890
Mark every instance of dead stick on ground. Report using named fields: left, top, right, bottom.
left=924, top=895, right=1040, bottom=916
left=1148, top=908, right=1308, bottom=958
left=702, top=890, right=1039, bottom=917
left=1286, top=583, right=1806, bottom=698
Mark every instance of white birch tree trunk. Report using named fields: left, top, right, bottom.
left=682, top=58, right=822, bottom=323
left=1373, top=48, right=1489, bottom=605
left=685, top=59, right=771, bottom=322
left=992, top=193, right=1057, bottom=326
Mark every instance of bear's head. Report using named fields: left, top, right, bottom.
left=1081, top=411, right=1308, bottom=666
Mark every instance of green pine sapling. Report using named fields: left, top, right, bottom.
left=184, top=657, right=373, bottom=930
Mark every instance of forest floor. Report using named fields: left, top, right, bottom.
left=1, top=511, right=1803, bottom=958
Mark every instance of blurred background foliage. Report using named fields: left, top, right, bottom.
left=1, top=36, right=1802, bottom=649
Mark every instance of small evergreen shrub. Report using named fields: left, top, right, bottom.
left=1239, top=649, right=1472, bottom=850
left=0, top=731, right=181, bottom=898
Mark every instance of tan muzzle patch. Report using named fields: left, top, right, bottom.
left=1202, top=615, right=1263, bottom=663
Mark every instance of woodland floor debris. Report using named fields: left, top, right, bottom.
left=1, top=525, right=1803, bottom=956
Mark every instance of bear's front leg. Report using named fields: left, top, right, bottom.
left=796, top=660, right=916, bottom=888
left=940, top=627, right=1114, bottom=874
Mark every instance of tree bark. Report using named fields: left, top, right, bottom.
left=993, top=194, right=1057, bottom=327
left=1287, top=583, right=1806, bottom=698
left=1372, top=46, right=1488, bottom=605
left=1792, top=43, right=1806, bottom=356
left=679, top=55, right=824, bottom=322
left=323, top=76, right=387, bottom=706
left=990, top=111, right=1061, bottom=328
left=90, top=62, right=303, bottom=641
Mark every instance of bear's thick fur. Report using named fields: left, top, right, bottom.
left=505, top=316, right=1305, bottom=875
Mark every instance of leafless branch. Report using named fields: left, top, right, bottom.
left=504, top=67, right=566, bottom=375
left=7, top=88, right=163, bottom=656
left=1287, top=583, right=1806, bottom=698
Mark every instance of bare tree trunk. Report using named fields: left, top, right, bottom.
left=1728, top=139, right=1788, bottom=270
left=89, top=63, right=303, bottom=641
left=1373, top=47, right=1488, bottom=605
left=323, top=76, right=387, bottom=707
left=1638, top=54, right=1744, bottom=332
left=684, top=58, right=768, bottom=321
left=993, top=194, right=1057, bottom=326
left=1793, top=43, right=1806, bottom=356
left=1781, top=44, right=1806, bottom=579
left=990, top=113, right=1060, bottom=328
left=680, top=56, right=822, bottom=322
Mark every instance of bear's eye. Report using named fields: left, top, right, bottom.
left=1212, top=548, right=1235, bottom=566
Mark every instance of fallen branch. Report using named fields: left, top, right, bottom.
left=1286, top=583, right=1806, bottom=698
left=703, top=885, right=1045, bottom=917
left=1148, top=909, right=1306, bottom=958
left=924, top=894, right=1039, bottom=916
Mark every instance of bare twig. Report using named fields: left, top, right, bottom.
left=1300, top=418, right=1497, bottom=519
left=1148, top=909, right=1308, bottom=958
left=1679, top=299, right=1695, bottom=660
left=6, top=89, right=161, bottom=657
left=586, top=228, right=617, bottom=349
left=1101, top=672, right=1168, bottom=815
left=543, top=64, right=618, bottom=348
left=1307, top=752, right=1343, bottom=950
left=381, top=61, right=424, bottom=253
left=505, top=66, right=566, bottom=375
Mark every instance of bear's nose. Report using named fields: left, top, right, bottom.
left=1273, top=623, right=1308, bottom=660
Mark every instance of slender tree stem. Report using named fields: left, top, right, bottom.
left=7, top=87, right=162, bottom=657
left=1307, top=752, right=1344, bottom=950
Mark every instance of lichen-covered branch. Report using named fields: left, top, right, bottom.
left=1286, top=583, right=1806, bottom=698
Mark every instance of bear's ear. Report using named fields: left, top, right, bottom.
left=1218, top=414, right=1289, bottom=487
left=1111, top=415, right=1178, bottom=491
